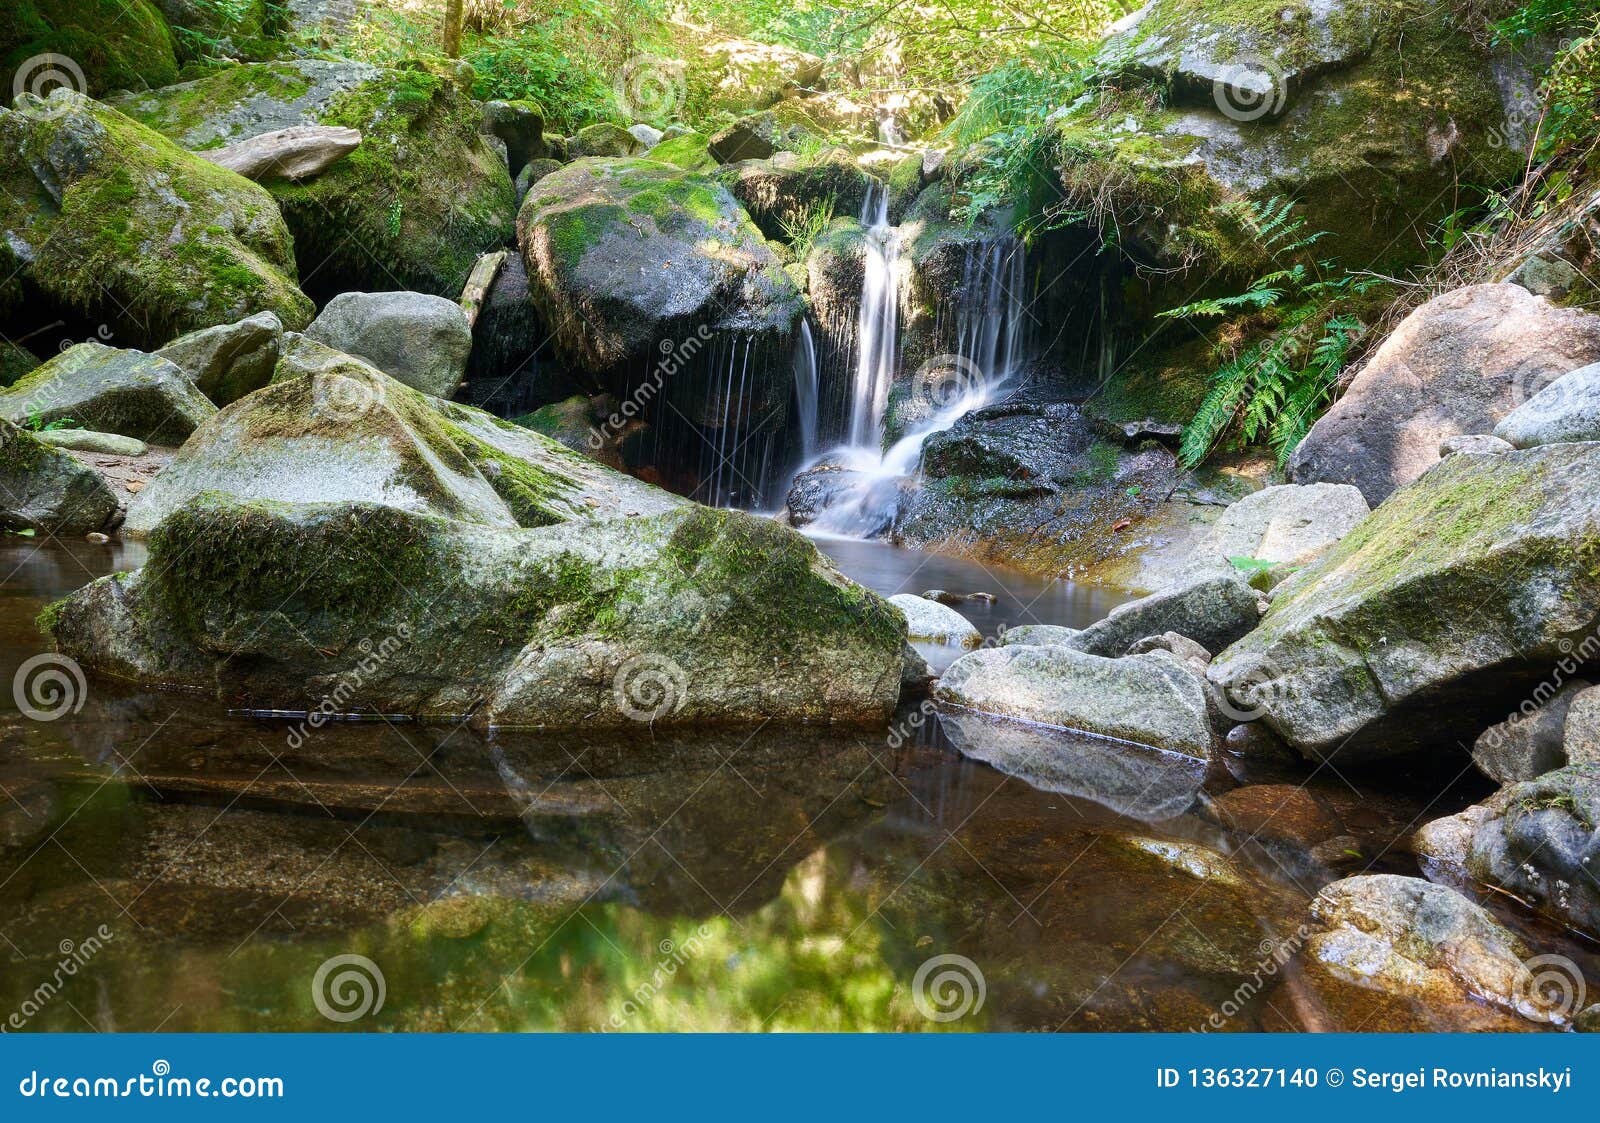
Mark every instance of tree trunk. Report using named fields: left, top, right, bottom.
left=443, top=0, right=463, bottom=58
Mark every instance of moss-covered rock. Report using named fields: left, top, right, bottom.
left=1, top=0, right=178, bottom=96
left=0, top=342, right=39, bottom=388
left=0, top=90, right=312, bottom=350
left=1209, top=441, right=1600, bottom=763
left=123, top=353, right=679, bottom=537
left=646, top=132, right=714, bottom=171
left=112, top=60, right=516, bottom=300
left=45, top=377, right=905, bottom=729
left=0, top=342, right=217, bottom=444
left=155, top=310, right=282, bottom=406
left=683, top=35, right=824, bottom=120
left=0, top=418, right=118, bottom=534
left=715, top=152, right=873, bottom=243
left=1466, top=764, right=1600, bottom=939
left=518, top=157, right=803, bottom=376
left=1056, top=0, right=1527, bottom=275
left=567, top=122, right=642, bottom=158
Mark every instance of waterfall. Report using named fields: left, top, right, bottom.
left=792, top=320, right=819, bottom=460
left=847, top=182, right=901, bottom=447
left=799, top=231, right=1030, bottom=538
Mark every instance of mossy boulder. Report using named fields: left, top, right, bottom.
left=1, top=0, right=178, bottom=96
left=0, top=91, right=312, bottom=350
left=716, top=152, right=873, bottom=243
left=567, top=122, right=642, bottom=158
left=0, top=342, right=39, bottom=388
left=45, top=366, right=905, bottom=729
left=684, top=35, right=824, bottom=120
left=0, top=418, right=118, bottom=534
left=123, top=354, right=678, bottom=537
left=518, top=157, right=803, bottom=377
left=0, top=342, right=216, bottom=444
left=155, top=310, right=283, bottom=406
left=647, top=132, right=714, bottom=171
left=1045, top=0, right=1531, bottom=276
left=1208, top=442, right=1600, bottom=763
left=112, top=60, right=516, bottom=300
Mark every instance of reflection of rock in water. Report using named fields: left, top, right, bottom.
left=933, top=707, right=1207, bottom=823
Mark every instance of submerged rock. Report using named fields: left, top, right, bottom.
left=304, top=291, right=472, bottom=398
left=0, top=90, right=312, bottom=349
left=1209, top=442, right=1600, bottom=762
left=156, top=311, right=283, bottom=407
left=887, top=594, right=980, bottom=647
left=0, top=343, right=216, bottom=445
left=1289, top=286, right=1600, bottom=504
left=0, top=420, right=118, bottom=534
left=935, top=645, right=1213, bottom=758
left=1307, top=874, right=1569, bottom=1025
left=1494, top=361, right=1600, bottom=449
left=935, top=707, right=1208, bottom=821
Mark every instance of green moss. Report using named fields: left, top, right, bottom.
left=0, top=343, right=39, bottom=389
left=1, top=0, right=178, bottom=96
left=649, top=133, right=714, bottom=170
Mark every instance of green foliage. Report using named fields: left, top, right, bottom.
left=776, top=198, right=836, bottom=261
left=1170, top=199, right=1378, bottom=467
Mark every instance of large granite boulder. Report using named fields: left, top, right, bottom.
left=1209, top=442, right=1600, bottom=762
left=113, top=60, right=516, bottom=300
left=935, top=645, right=1214, bottom=758
left=1466, top=764, right=1600, bottom=940
left=0, top=91, right=312, bottom=350
left=0, top=343, right=216, bottom=444
left=1494, top=361, right=1600, bottom=449
left=45, top=366, right=905, bottom=729
left=123, top=351, right=676, bottom=537
left=1177, top=483, right=1369, bottom=581
left=685, top=36, right=825, bottom=119
left=1289, top=286, right=1600, bottom=504
left=304, top=291, right=472, bottom=398
left=1306, top=874, right=1572, bottom=1025
left=0, top=419, right=118, bottom=534
left=156, top=311, right=283, bottom=406
left=518, top=158, right=803, bottom=377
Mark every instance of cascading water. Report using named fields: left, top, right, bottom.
left=848, top=182, right=901, bottom=447
left=792, top=320, right=819, bottom=460
left=799, top=229, right=1030, bottom=538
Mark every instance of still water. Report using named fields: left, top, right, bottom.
left=0, top=535, right=1570, bottom=1032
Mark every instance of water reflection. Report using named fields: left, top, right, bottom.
left=0, top=538, right=1577, bottom=1033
